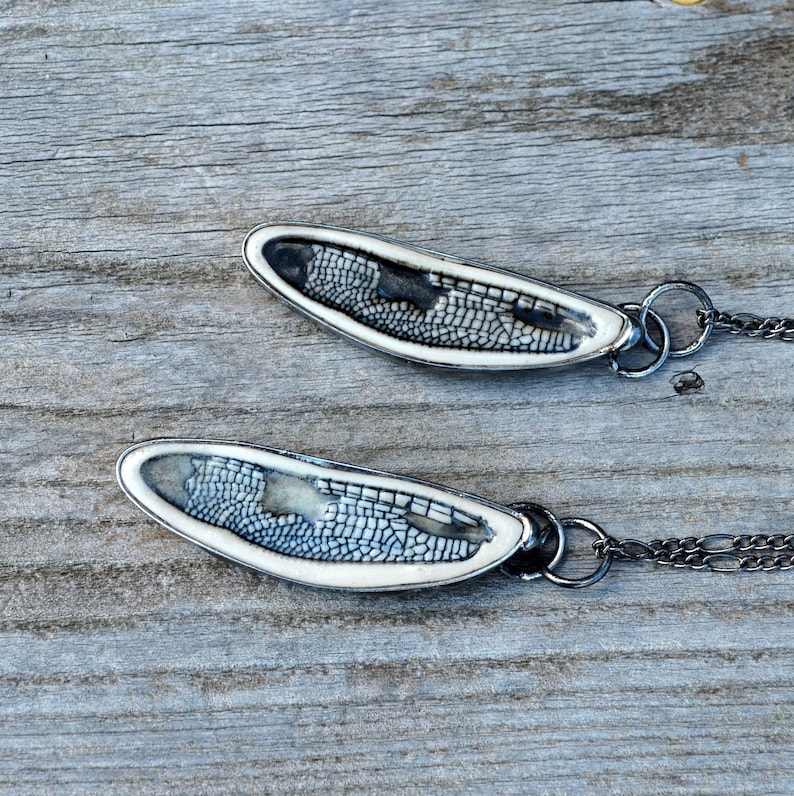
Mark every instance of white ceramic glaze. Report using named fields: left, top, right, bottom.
left=117, top=439, right=535, bottom=591
left=243, top=223, right=637, bottom=369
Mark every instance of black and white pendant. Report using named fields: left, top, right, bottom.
left=117, top=439, right=536, bottom=591
left=243, top=222, right=638, bottom=370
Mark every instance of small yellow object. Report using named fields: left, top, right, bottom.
left=670, top=0, right=704, bottom=4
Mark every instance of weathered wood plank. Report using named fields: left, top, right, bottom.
left=1, top=0, right=793, bottom=793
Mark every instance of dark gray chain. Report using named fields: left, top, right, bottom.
left=697, top=308, right=794, bottom=342
left=509, top=282, right=794, bottom=586
left=507, top=510, right=794, bottom=587
left=609, top=281, right=793, bottom=378
left=592, top=534, right=794, bottom=572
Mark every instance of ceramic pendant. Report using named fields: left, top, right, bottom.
left=117, top=439, right=536, bottom=591
left=242, top=222, right=638, bottom=369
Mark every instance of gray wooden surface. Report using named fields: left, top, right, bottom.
left=2, top=1, right=793, bottom=793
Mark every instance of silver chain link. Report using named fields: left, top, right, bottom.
left=506, top=504, right=794, bottom=587
left=592, top=534, right=794, bottom=573
left=697, top=308, right=794, bottom=342
left=502, top=510, right=794, bottom=589
left=610, top=283, right=793, bottom=379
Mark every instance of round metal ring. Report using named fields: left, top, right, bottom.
left=540, top=518, right=613, bottom=589
left=608, top=304, right=671, bottom=379
left=639, top=281, right=714, bottom=359
left=501, top=502, right=566, bottom=581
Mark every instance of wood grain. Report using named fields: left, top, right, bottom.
left=2, top=0, right=793, bottom=793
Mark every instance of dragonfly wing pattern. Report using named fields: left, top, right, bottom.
left=177, top=454, right=488, bottom=564
left=243, top=223, right=637, bottom=369
left=117, top=440, right=535, bottom=590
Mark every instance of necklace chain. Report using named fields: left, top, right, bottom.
left=698, top=308, right=794, bottom=342
left=509, top=283, right=794, bottom=586
left=505, top=507, right=794, bottom=587
left=593, top=534, right=794, bottom=572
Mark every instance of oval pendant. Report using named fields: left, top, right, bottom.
left=243, top=223, right=637, bottom=370
left=117, top=440, right=536, bottom=591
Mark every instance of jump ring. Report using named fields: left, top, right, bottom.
left=640, top=281, right=714, bottom=358
left=540, top=519, right=613, bottom=589
left=608, top=304, right=671, bottom=379
left=501, top=502, right=566, bottom=581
